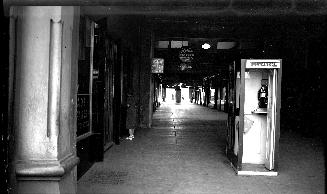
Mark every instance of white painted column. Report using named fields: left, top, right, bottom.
left=10, top=6, right=80, bottom=194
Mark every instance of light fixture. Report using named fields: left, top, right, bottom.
left=202, top=43, right=211, bottom=49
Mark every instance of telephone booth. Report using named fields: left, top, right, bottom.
left=226, top=59, right=282, bottom=176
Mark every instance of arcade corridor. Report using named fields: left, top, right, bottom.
left=2, top=2, right=327, bottom=193
left=77, top=102, right=324, bottom=194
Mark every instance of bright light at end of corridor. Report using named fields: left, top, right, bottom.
left=202, top=43, right=211, bottom=49
left=163, top=88, right=193, bottom=109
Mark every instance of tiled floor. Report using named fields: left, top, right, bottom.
left=77, top=101, right=325, bottom=194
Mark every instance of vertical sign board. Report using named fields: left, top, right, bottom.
left=151, top=58, right=164, bottom=73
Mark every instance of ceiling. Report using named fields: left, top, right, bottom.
left=149, top=15, right=326, bottom=86
left=2, top=0, right=326, bottom=89
left=77, top=3, right=327, bottom=86
left=78, top=0, right=327, bottom=17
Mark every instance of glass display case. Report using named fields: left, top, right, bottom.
left=226, top=59, right=282, bottom=176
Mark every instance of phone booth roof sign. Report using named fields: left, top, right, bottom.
left=246, top=59, right=281, bottom=69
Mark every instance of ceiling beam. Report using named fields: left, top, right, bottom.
left=5, top=0, right=327, bottom=16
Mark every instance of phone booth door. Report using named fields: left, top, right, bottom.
left=226, top=62, right=239, bottom=169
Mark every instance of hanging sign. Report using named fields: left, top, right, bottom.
left=179, top=63, right=192, bottom=71
left=246, top=59, right=281, bottom=69
left=151, top=58, right=164, bottom=73
left=179, top=47, right=194, bottom=63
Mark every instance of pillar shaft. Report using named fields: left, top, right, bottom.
left=10, top=6, right=80, bottom=194
left=214, top=86, right=218, bottom=109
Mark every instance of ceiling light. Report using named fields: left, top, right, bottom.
left=202, top=43, right=211, bottom=49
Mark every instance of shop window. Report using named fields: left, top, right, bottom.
left=77, top=17, right=95, bottom=138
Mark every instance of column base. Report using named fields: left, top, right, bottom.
left=16, top=154, right=79, bottom=194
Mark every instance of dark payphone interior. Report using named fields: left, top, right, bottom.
left=258, top=79, right=268, bottom=108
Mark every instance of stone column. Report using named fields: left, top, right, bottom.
left=214, top=86, right=218, bottom=109
left=205, top=85, right=210, bottom=107
left=219, top=84, right=223, bottom=111
left=10, top=6, right=80, bottom=194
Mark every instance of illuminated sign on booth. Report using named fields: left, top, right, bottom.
left=246, top=59, right=281, bottom=69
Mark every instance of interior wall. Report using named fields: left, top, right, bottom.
left=138, top=25, right=153, bottom=128
left=242, top=70, right=266, bottom=164
left=105, top=16, right=154, bottom=129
